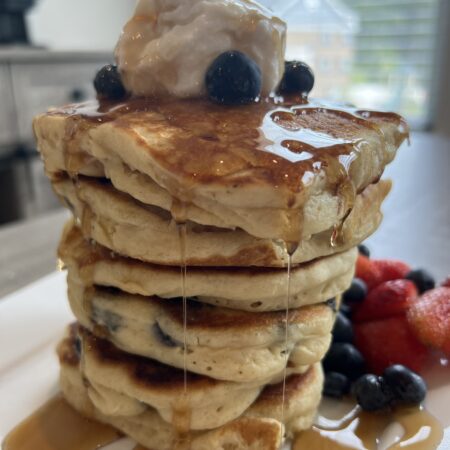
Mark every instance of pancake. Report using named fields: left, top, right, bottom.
left=60, top=361, right=284, bottom=450
left=246, top=365, right=323, bottom=435
left=78, top=326, right=263, bottom=430
left=63, top=325, right=321, bottom=432
left=34, top=97, right=407, bottom=244
left=60, top=221, right=356, bottom=311
left=58, top=328, right=323, bottom=449
left=54, top=175, right=388, bottom=268
left=67, top=278, right=334, bottom=382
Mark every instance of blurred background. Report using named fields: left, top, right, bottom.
left=0, top=0, right=448, bottom=225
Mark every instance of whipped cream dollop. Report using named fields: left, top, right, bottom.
left=115, top=0, right=286, bottom=98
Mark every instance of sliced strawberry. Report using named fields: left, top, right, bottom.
left=441, top=277, right=450, bottom=288
left=372, top=259, right=411, bottom=283
left=407, top=287, right=450, bottom=355
left=353, top=280, right=418, bottom=323
left=354, top=316, right=428, bottom=374
left=355, top=255, right=382, bottom=290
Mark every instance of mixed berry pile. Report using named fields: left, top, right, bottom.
left=324, top=245, right=450, bottom=411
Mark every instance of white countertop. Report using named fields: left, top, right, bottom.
left=0, top=46, right=112, bottom=62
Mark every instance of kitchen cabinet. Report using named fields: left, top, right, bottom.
left=11, top=61, right=101, bottom=145
left=0, top=64, right=16, bottom=153
left=0, top=48, right=110, bottom=149
left=0, top=48, right=110, bottom=223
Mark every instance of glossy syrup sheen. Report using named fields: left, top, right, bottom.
left=3, top=396, right=443, bottom=450
left=50, top=96, right=408, bottom=195
left=294, top=405, right=444, bottom=450
left=280, top=245, right=297, bottom=428
left=50, top=96, right=407, bottom=246
left=174, top=218, right=193, bottom=449
left=2, top=396, right=122, bottom=450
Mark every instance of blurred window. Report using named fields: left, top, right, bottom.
left=321, top=32, right=332, bottom=45
left=343, top=0, right=440, bottom=128
left=278, top=0, right=441, bottom=128
left=320, top=57, right=332, bottom=71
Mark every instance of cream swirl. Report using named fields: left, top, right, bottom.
left=115, top=0, right=286, bottom=98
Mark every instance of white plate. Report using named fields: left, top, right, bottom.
left=1, top=272, right=449, bottom=449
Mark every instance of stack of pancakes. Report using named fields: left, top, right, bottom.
left=34, top=97, right=408, bottom=450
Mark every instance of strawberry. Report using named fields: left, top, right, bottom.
left=355, top=255, right=382, bottom=290
left=354, top=316, right=428, bottom=374
left=441, top=277, right=450, bottom=288
left=407, top=287, right=450, bottom=355
left=372, top=259, right=411, bottom=283
left=353, top=280, right=418, bottom=323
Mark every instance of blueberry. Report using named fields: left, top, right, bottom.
left=324, top=372, right=351, bottom=399
left=278, top=61, right=314, bottom=96
left=406, top=269, right=435, bottom=294
left=205, top=51, right=262, bottom=105
left=94, top=64, right=126, bottom=100
left=92, top=307, right=122, bottom=333
left=352, top=374, right=393, bottom=411
left=358, top=244, right=371, bottom=258
left=323, top=343, right=365, bottom=380
left=326, top=298, right=338, bottom=313
left=339, top=302, right=353, bottom=319
left=383, top=365, right=427, bottom=406
left=332, top=313, right=354, bottom=343
left=74, top=335, right=82, bottom=358
left=153, top=323, right=181, bottom=348
left=343, top=278, right=368, bottom=304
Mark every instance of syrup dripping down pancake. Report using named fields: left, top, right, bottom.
left=34, top=96, right=407, bottom=245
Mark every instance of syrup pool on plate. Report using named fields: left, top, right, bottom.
left=293, top=400, right=444, bottom=450
left=3, top=394, right=444, bottom=450
left=2, top=396, right=122, bottom=450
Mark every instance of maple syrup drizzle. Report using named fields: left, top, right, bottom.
left=2, top=395, right=122, bottom=450
left=56, top=258, right=66, bottom=271
left=294, top=405, right=444, bottom=450
left=61, top=116, right=99, bottom=178
left=330, top=225, right=340, bottom=248
left=171, top=200, right=192, bottom=449
left=57, top=97, right=408, bottom=206
left=178, top=222, right=188, bottom=394
left=171, top=389, right=192, bottom=450
left=280, top=242, right=299, bottom=426
left=330, top=207, right=353, bottom=248
left=54, top=96, right=409, bottom=246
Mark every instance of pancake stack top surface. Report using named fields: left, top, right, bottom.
left=33, top=1, right=408, bottom=449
